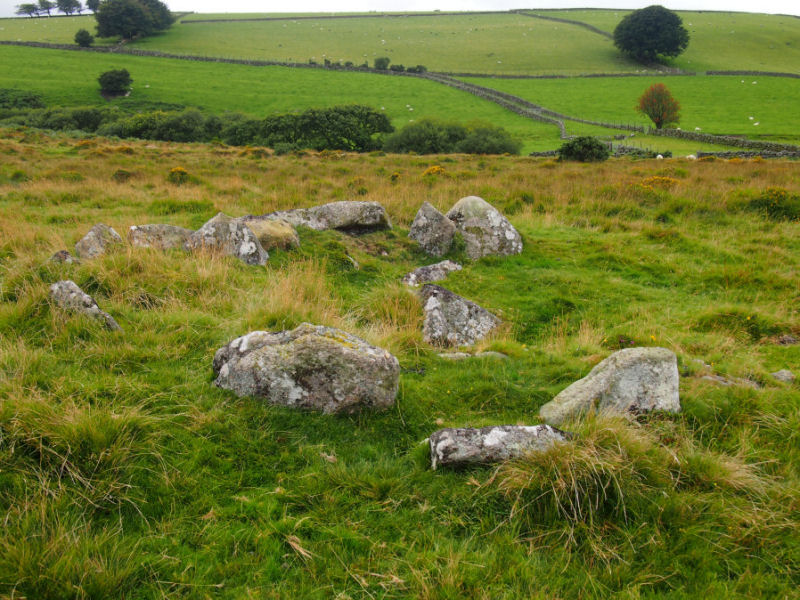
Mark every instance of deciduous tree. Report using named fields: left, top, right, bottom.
left=614, top=5, right=689, bottom=62
left=637, top=83, right=680, bottom=129
left=15, top=3, right=39, bottom=16
left=57, top=0, right=82, bottom=15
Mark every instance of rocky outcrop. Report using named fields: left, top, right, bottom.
left=49, top=280, right=121, bottom=331
left=772, top=369, right=795, bottom=383
left=74, top=223, right=123, bottom=259
left=264, top=201, right=390, bottom=234
left=128, top=224, right=194, bottom=250
left=408, top=202, right=455, bottom=256
left=430, top=425, right=569, bottom=469
left=402, top=260, right=462, bottom=287
left=445, top=196, right=522, bottom=259
left=50, top=250, right=79, bottom=264
left=539, top=347, right=680, bottom=426
left=184, top=212, right=268, bottom=265
left=236, top=217, right=300, bottom=250
left=213, top=323, right=400, bottom=414
left=419, top=284, right=500, bottom=347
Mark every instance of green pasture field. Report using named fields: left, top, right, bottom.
left=1, top=129, right=799, bottom=598
left=463, top=74, right=800, bottom=142
left=0, top=14, right=103, bottom=43
left=130, top=13, right=636, bottom=75
left=0, top=45, right=563, bottom=152
left=532, top=10, right=800, bottom=73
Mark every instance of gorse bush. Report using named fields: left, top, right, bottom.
left=558, top=136, right=610, bottom=162
left=0, top=88, right=45, bottom=110
left=748, top=187, right=800, bottom=221
left=383, top=118, right=521, bottom=155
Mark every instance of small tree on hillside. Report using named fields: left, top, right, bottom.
left=37, top=0, right=55, bottom=16
left=75, top=28, right=94, bottom=46
left=373, top=57, right=390, bottom=70
left=614, top=5, right=689, bottom=62
left=98, top=68, right=132, bottom=96
left=15, top=3, right=39, bottom=17
left=57, top=0, right=82, bottom=14
left=637, top=83, right=680, bottom=129
left=86, top=0, right=99, bottom=12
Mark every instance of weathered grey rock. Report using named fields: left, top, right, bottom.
left=74, top=223, right=123, bottom=259
left=445, top=196, right=522, bottom=259
left=49, top=280, right=121, bottom=331
left=539, top=347, right=680, bottom=426
left=438, top=351, right=508, bottom=360
left=262, top=201, right=390, bottom=233
left=213, top=323, right=400, bottom=414
left=771, top=369, right=796, bottom=383
left=184, top=212, right=268, bottom=265
left=777, top=334, right=798, bottom=346
left=430, top=425, right=569, bottom=469
left=419, top=284, right=500, bottom=347
left=402, top=260, right=462, bottom=287
left=50, top=250, right=79, bottom=264
left=236, top=217, right=300, bottom=250
left=128, top=224, right=194, bottom=250
left=409, top=202, right=456, bottom=256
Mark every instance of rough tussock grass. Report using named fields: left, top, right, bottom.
left=0, top=128, right=798, bottom=598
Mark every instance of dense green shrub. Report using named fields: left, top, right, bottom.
left=389, top=64, right=405, bottom=72
left=0, top=89, right=45, bottom=110
left=98, top=69, right=132, bottom=96
left=384, top=118, right=521, bottom=155
left=613, top=5, right=689, bottom=61
left=406, top=65, right=428, bottom=73
left=373, top=57, right=390, bottom=70
left=74, top=28, right=94, bottom=47
left=95, top=0, right=174, bottom=40
left=99, top=109, right=206, bottom=142
left=558, top=136, right=610, bottom=162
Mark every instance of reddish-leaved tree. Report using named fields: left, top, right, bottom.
left=637, top=83, right=680, bottom=129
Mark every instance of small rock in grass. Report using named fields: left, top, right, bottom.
left=430, top=425, right=570, bottom=469
left=771, top=369, right=795, bottom=383
left=236, top=217, right=300, bottom=251
left=539, top=347, right=680, bottom=426
left=419, top=284, right=500, bottom=347
left=403, top=260, right=462, bottom=287
left=438, top=351, right=507, bottom=360
left=50, top=249, right=79, bottom=264
left=408, top=202, right=456, bottom=256
left=128, top=224, right=194, bottom=250
left=777, top=334, right=798, bottom=346
left=74, top=223, right=123, bottom=259
left=49, top=280, right=121, bottom=331
left=213, top=323, right=399, bottom=414
left=445, top=196, right=522, bottom=259
left=184, top=212, right=268, bottom=265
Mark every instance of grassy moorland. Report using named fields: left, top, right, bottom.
left=1, top=128, right=799, bottom=598
left=463, top=74, right=800, bottom=142
left=534, top=9, right=800, bottom=73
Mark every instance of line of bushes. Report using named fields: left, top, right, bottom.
left=0, top=94, right=522, bottom=155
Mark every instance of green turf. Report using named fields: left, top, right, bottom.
left=0, top=14, right=105, bottom=43
left=530, top=10, right=800, bottom=73
left=0, top=44, right=563, bottom=152
left=463, top=74, right=800, bottom=141
left=129, top=13, right=638, bottom=75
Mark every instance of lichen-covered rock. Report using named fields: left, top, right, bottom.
left=445, top=196, right=522, bottom=259
left=402, top=260, right=462, bottom=287
left=128, top=224, right=194, bottom=250
left=539, top=347, right=680, bottom=426
left=236, top=217, right=300, bottom=250
left=49, top=280, right=121, bottom=331
left=771, top=369, right=796, bottom=383
left=430, top=425, right=569, bottom=469
left=419, top=284, right=500, bottom=347
left=74, top=223, right=123, bottom=259
left=263, top=201, right=390, bottom=234
left=409, top=202, right=455, bottom=256
left=184, top=212, right=268, bottom=265
left=50, top=250, right=79, bottom=264
left=213, top=323, right=400, bottom=414
left=438, top=351, right=507, bottom=360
